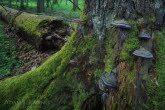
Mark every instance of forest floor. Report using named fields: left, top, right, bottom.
left=0, top=20, right=55, bottom=79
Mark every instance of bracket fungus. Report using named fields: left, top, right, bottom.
left=101, top=73, right=118, bottom=89
left=133, top=47, right=153, bottom=59
left=111, top=20, right=131, bottom=29
left=98, top=71, right=118, bottom=103
left=99, top=79, right=106, bottom=91
left=139, top=30, right=151, bottom=39
left=98, top=72, right=118, bottom=92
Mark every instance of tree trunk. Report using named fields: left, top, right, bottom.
left=20, top=0, right=25, bottom=10
left=0, top=6, right=70, bottom=50
left=37, top=0, right=45, bottom=13
left=85, top=0, right=164, bottom=110
left=8, top=0, right=12, bottom=7
left=46, top=0, right=50, bottom=8
left=26, top=0, right=29, bottom=8
left=73, top=0, right=78, bottom=11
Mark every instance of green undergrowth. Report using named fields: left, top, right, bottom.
left=0, top=20, right=21, bottom=75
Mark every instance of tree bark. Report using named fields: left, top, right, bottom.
left=20, top=0, right=25, bottom=10
left=37, top=0, right=45, bottom=13
left=73, top=0, right=78, bottom=11
left=26, top=0, right=29, bottom=8
left=46, top=0, right=50, bottom=8
left=85, top=0, right=164, bottom=110
left=8, top=0, right=12, bottom=7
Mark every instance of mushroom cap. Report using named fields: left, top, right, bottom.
left=111, top=20, right=131, bottom=29
left=133, top=48, right=153, bottom=59
left=98, top=80, right=106, bottom=91
left=72, top=18, right=85, bottom=23
left=101, top=73, right=117, bottom=88
left=139, top=30, right=151, bottom=39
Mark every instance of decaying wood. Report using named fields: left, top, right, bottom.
left=0, top=5, right=71, bottom=50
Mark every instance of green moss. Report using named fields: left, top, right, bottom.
left=94, top=69, right=104, bottom=81
left=15, top=13, right=55, bottom=37
left=104, top=27, right=117, bottom=72
left=27, top=76, right=74, bottom=110
left=80, top=13, right=88, bottom=20
left=76, top=35, right=97, bottom=56
left=153, top=30, right=165, bottom=109
left=112, top=102, right=117, bottom=110
left=127, top=71, right=136, bottom=81
left=89, top=48, right=96, bottom=64
left=0, top=27, right=94, bottom=109
left=149, top=14, right=156, bottom=23
left=142, top=30, right=165, bottom=110
left=120, top=26, right=140, bottom=65
left=73, top=83, right=89, bottom=110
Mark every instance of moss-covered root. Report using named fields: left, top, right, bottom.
left=0, top=31, right=88, bottom=110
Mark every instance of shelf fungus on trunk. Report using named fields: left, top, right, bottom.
left=133, top=47, right=153, bottom=59
left=98, top=73, right=117, bottom=92
left=139, top=29, right=151, bottom=40
left=99, top=79, right=106, bottom=92
left=101, top=73, right=117, bottom=89
left=98, top=70, right=118, bottom=103
left=99, top=69, right=118, bottom=92
left=111, top=20, right=131, bottom=29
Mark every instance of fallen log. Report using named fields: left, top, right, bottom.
left=0, top=6, right=71, bottom=50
